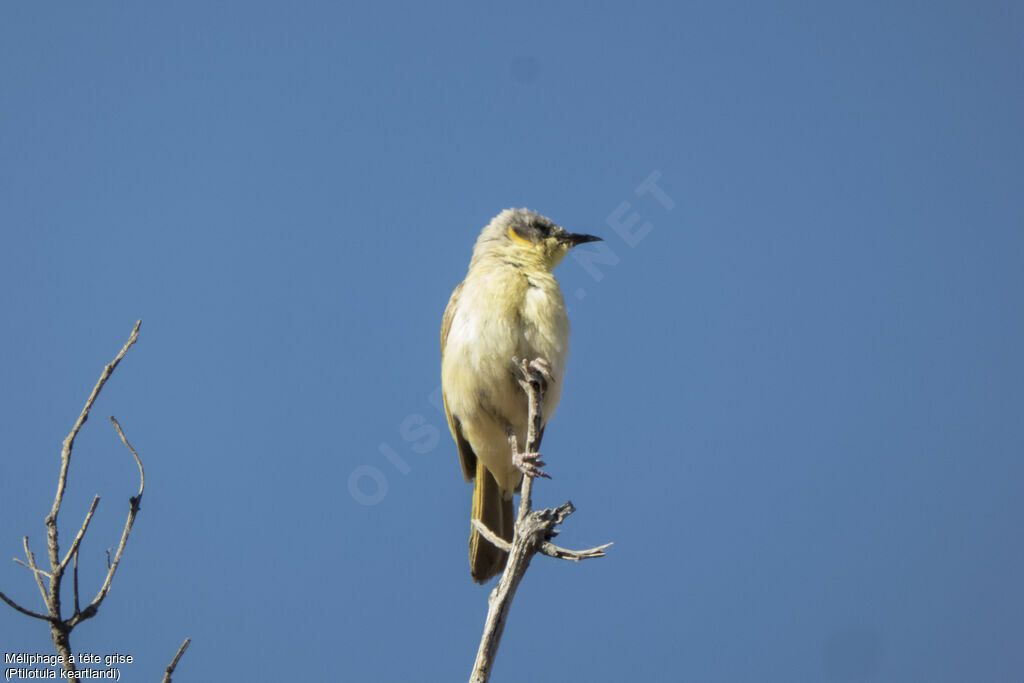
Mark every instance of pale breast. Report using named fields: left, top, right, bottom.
left=442, top=266, right=569, bottom=429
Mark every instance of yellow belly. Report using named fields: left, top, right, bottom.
left=442, top=266, right=569, bottom=492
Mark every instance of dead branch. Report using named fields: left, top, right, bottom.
left=0, top=320, right=191, bottom=679
left=469, top=358, right=611, bottom=683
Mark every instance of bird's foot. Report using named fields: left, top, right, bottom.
left=515, top=356, right=553, bottom=392
left=514, top=450, right=551, bottom=480
left=510, top=434, right=551, bottom=480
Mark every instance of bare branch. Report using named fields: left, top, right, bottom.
left=69, top=416, right=144, bottom=627
left=1, top=321, right=148, bottom=673
left=61, top=496, right=100, bottom=570
left=23, top=537, right=50, bottom=610
left=3, top=321, right=190, bottom=677
left=469, top=358, right=611, bottom=683
left=0, top=590, right=51, bottom=621
left=43, top=320, right=141, bottom=638
left=471, top=520, right=512, bottom=553
left=540, top=540, right=613, bottom=561
left=72, top=549, right=81, bottom=617
left=110, top=416, right=145, bottom=498
left=162, top=638, right=192, bottom=683
left=13, top=558, right=52, bottom=579
left=48, top=321, right=141, bottom=562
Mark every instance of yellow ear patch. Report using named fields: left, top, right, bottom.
left=508, top=226, right=534, bottom=247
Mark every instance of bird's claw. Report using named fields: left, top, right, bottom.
left=513, top=449, right=551, bottom=480
left=527, top=358, right=553, bottom=386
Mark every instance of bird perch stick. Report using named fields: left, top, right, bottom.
left=469, top=358, right=612, bottom=683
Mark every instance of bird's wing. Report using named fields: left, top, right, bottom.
left=441, top=281, right=477, bottom=483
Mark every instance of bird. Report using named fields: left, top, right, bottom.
left=441, top=208, right=601, bottom=583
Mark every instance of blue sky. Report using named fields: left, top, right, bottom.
left=2, top=2, right=1022, bottom=681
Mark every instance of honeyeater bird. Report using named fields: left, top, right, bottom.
left=441, top=208, right=600, bottom=583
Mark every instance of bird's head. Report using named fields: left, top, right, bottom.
left=475, top=208, right=601, bottom=271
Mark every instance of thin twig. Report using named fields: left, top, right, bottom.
left=13, top=558, right=52, bottom=579
left=162, top=637, right=192, bottom=683
left=471, top=520, right=512, bottom=553
left=540, top=540, right=613, bottom=561
left=0, top=590, right=52, bottom=621
left=110, top=416, right=145, bottom=499
left=69, top=416, right=144, bottom=626
left=73, top=548, right=81, bottom=617
left=23, top=537, right=50, bottom=610
left=61, top=496, right=100, bottom=570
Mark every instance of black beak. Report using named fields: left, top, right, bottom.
left=565, top=233, right=602, bottom=247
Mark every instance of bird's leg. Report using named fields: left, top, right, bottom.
left=508, top=356, right=553, bottom=480
left=508, top=432, right=550, bottom=480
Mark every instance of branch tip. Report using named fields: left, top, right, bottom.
left=162, top=637, right=191, bottom=683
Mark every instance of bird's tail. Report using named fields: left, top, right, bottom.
left=469, top=459, right=514, bottom=583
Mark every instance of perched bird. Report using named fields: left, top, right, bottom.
left=441, top=208, right=600, bottom=583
